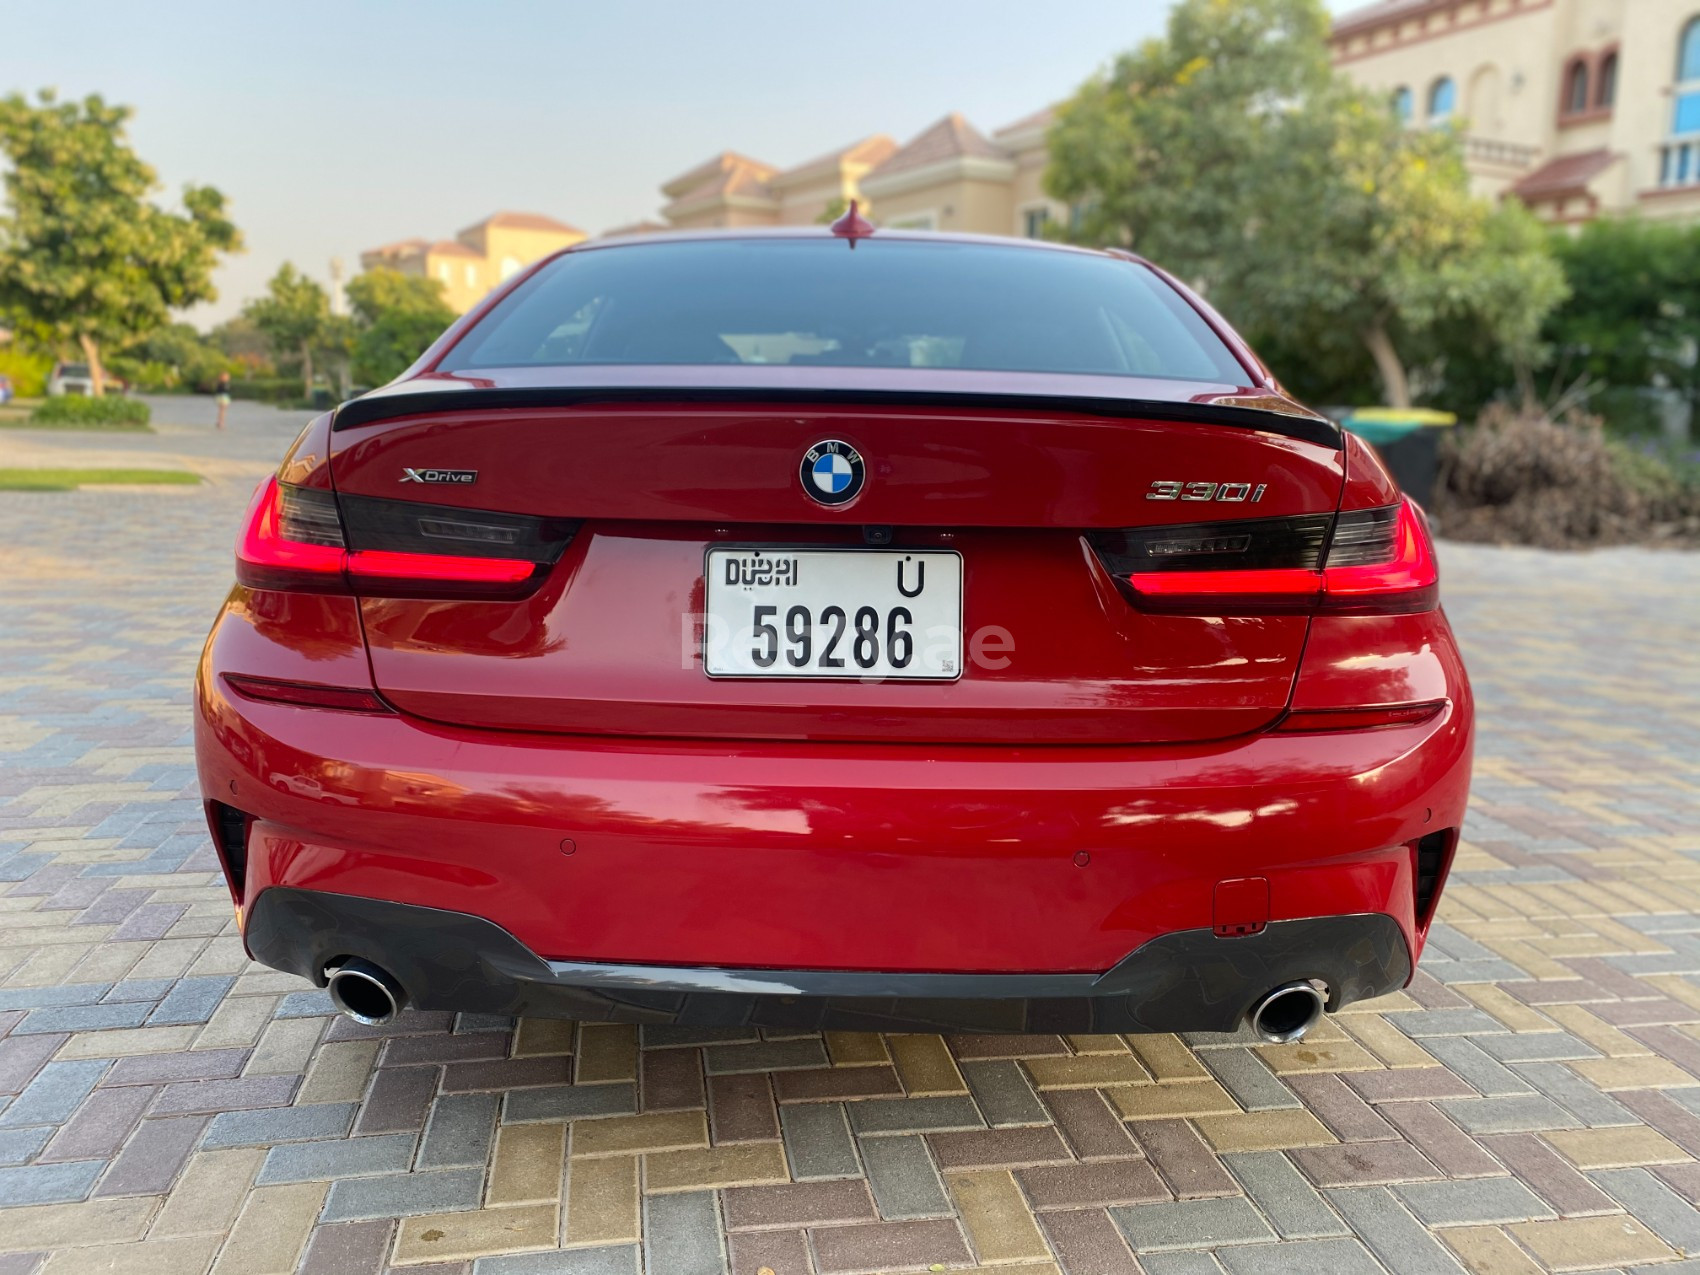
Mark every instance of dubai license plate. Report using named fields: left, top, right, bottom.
left=704, top=548, right=963, bottom=680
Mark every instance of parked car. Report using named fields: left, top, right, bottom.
left=196, top=225, right=1472, bottom=1041
left=0, top=374, right=12, bottom=404
left=46, top=362, right=94, bottom=396
left=45, top=363, right=126, bottom=396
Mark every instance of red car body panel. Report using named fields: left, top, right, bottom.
left=193, top=230, right=1473, bottom=1028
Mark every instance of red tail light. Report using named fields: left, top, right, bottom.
left=236, top=477, right=572, bottom=598
left=223, top=674, right=391, bottom=713
left=1090, top=497, right=1438, bottom=615
left=1275, top=702, right=1445, bottom=732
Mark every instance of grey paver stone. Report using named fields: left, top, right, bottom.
left=845, top=1095, right=984, bottom=1136
left=778, top=1102, right=860, bottom=1180
left=1592, top=1168, right=1700, bottom=1250
left=0, top=1060, right=107, bottom=1127
left=504, top=1084, right=636, bottom=1123
left=258, top=1132, right=419, bottom=1183
left=1206, top=1050, right=1304, bottom=1112
left=202, top=1101, right=357, bottom=1148
left=643, top=1190, right=726, bottom=1275
left=148, top=975, right=237, bottom=1025
left=419, top=1093, right=500, bottom=1169
left=1217, top=1237, right=1387, bottom=1275
left=859, top=1133, right=952, bottom=1219
left=1393, top=1177, right=1555, bottom=1226
left=1224, top=1151, right=1349, bottom=1238
left=321, top=1166, right=485, bottom=1222
left=960, top=1059, right=1049, bottom=1127
left=1325, top=1187, right=1468, bottom=1275
left=476, top=1247, right=641, bottom=1275
left=0, top=1159, right=104, bottom=1206
left=1110, top=1197, right=1276, bottom=1253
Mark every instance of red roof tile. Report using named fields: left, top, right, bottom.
left=1510, top=148, right=1617, bottom=201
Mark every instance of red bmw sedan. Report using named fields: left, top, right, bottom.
left=194, top=226, right=1471, bottom=1042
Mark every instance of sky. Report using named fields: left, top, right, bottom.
left=2, top=0, right=1356, bottom=328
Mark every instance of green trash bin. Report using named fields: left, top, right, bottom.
left=1338, top=408, right=1456, bottom=506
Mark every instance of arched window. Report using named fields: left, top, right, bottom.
left=1596, top=51, right=1618, bottom=108
left=1564, top=59, right=1590, bottom=114
left=1428, top=76, right=1456, bottom=120
left=1682, top=17, right=1700, bottom=81
left=1392, top=86, right=1413, bottom=123
left=1679, top=18, right=1700, bottom=137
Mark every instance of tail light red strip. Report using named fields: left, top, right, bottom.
left=1097, top=497, right=1438, bottom=616
left=236, top=477, right=549, bottom=597
left=223, top=674, right=391, bottom=713
left=1275, top=702, right=1445, bottom=732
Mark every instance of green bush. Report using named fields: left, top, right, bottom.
left=0, top=346, right=54, bottom=398
left=29, top=394, right=152, bottom=428
left=227, top=377, right=298, bottom=402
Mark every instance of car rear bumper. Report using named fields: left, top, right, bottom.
left=246, top=886, right=1411, bottom=1033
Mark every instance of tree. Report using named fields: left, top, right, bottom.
left=243, top=263, right=332, bottom=398
left=0, top=91, right=240, bottom=396
left=1046, top=0, right=1566, bottom=407
left=345, top=268, right=456, bottom=387
left=1545, top=219, right=1700, bottom=422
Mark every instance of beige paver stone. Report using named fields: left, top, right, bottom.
left=209, top=1182, right=327, bottom=1275
left=394, top=1204, right=559, bottom=1265
left=296, top=1038, right=380, bottom=1104
left=487, top=1122, right=568, bottom=1205
left=1337, top=1011, right=1439, bottom=1068
left=513, top=1017, right=576, bottom=1057
left=948, top=1170, right=1050, bottom=1262
left=126, top=937, right=206, bottom=980
left=564, top=1154, right=639, bottom=1245
left=67, top=941, right=145, bottom=984
left=1126, top=1034, right=1211, bottom=1082
left=1509, top=1216, right=1677, bottom=1272
left=0, top=1199, right=155, bottom=1254
left=825, top=1031, right=889, bottom=1067
left=1457, top=984, right=1558, bottom=1034
left=890, top=1034, right=969, bottom=1096
left=42, top=1236, right=221, bottom=1275
left=56, top=1025, right=200, bottom=1059
left=1257, top=1036, right=1383, bottom=1074
left=1025, top=1054, right=1152, bottom=1090
left=570, top=1110, right=709, bottom=1158
left=1441, top=1226, right=1546, bottom=1275
left=644, top=1141, right=789, bottom=1192
left=1568, top=1055, right=1699, bottom=1091
left=1108, top=1079, right=1239, bottom=1121
left=1542, top=1004, right=1650, bottom=1059
left=1194, top=1109, right=1336, bottom=1151
left=1645, top=972, right=1700, bottom=1012
left=1064, top=1034, right=1131, bottom=1055
left=194, top=994, right=278, bottom=1050
left=1544, top=1126, right=1690, bottom=1169
left=575, top=1023, right=638, bottom=1084
left=244, top=1016, right=325, bottom=1076
left=151, top=1148, right=265, bottom=1237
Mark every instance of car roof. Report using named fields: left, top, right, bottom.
left=572, top=225, right=1124, bottom=263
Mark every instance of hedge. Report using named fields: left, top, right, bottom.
left=29, top=395, right=152, bottom=428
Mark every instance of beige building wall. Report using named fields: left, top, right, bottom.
left=1331, top=0, right=1700, bottom=222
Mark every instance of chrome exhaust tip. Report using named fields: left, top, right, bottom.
left=1248, top=981, right=1326, bottom=1044
left=325, top=958, right=405, bottom=1026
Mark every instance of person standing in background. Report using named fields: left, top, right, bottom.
left=215, top=370, right=231, bottom=430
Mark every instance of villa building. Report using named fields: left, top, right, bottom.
left=1328, top=0, right=1700, bottom=222
left=359, top=211, right=587, bottom=313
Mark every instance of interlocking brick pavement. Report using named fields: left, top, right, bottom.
left=2, top=456, right=1699, bottom=1273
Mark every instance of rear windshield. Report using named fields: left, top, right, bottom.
left=438, top=238, right=1247, bottom=384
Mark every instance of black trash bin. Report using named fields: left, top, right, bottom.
left=1338, top=409, right=1456, bottom=507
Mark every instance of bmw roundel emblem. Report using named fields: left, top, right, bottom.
left=800, top=439, right=865, bottom=507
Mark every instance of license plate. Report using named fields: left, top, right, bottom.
left=704, top=548, right=963, bottom=680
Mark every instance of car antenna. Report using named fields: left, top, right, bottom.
left=829, top=199, right=875, bottom=248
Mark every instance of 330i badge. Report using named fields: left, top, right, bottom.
left=195, top=224, right=1471, bottom=1038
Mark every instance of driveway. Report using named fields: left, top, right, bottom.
left=2, top=402, right=1698, bottom=1273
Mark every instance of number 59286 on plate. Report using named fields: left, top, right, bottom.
left=704, top=548, right=963, bottom=680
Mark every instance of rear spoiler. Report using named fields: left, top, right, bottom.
left=331, top=386, right=1342, bottom=449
